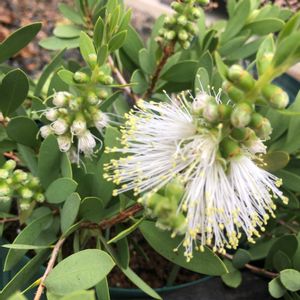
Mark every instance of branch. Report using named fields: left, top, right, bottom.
left=4, top=152, right=20, bottom=162
left=143, top=41, right=176, bottom=99
left=34, top=237, right=66, bottom=300
left=277, top=220, right=298, bottom=234
left=223, top=253, right=278, bottom=279
left=108, top=56, right=139, bottom=104
left=0, top=217, right=19, bottom=224
left=81, top=203, right=143, bottom=230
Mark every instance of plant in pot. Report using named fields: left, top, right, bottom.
left=0, top=0, right=300, bottom=299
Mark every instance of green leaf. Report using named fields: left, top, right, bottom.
left=214, top=52, right=228, bottom=80
left=139, top=221, right=227, bottom=276
left=280, top=269, right=300, bottom=292
left=109, top=30, right=127, bottom=52
left=58, top=4, right=84, bottom=25
left=7, top=117, right=39, bottom=148
left=275, top=170, right=300, bottom=192
left=17, top=144, right=38, bottom=176
left=45, top=178, right=78, bottom=204
left=45, top=249, right=115, bottom=295
left=0, top=23, right=41, bottom=63
left=1, top=244, right=51, bottom=250
left=273, top=251, right=292, bottom=272
left=161, top=60, right=199, bottom=83
left=38, top=135, right=62, bottom=188
left=256, top=34, right=275, bottom=75
left=61, top=152, right=73, bottom=178
left=245, top=18, right=284, bottom=35
left=232, top=249, right=252, bottom=269
left=0, top=69, right=29, bottom=117
left=99, top=90, right=122, bottom=112
left=7, top=292, right=27, bottom=300
left=219, top=35, right=248, bottom=57
left=269, top=277, right=287, bottom=298
left=222, top=0, right=251, bottom=42
left=278, top=11, right=300, bottom=43
left=139, top=48, right=156, bottom=75
left=265, top=235, right=298, bottom=269
left=0, top=250, right=49, bottom=299
left=108, top=217, right=145, bottom=244
left=263, top=151, right=290, bottom=172
left=226, top=38, right=263, bottom=60
left=39, top=37, right=79, bottom=51
left=95, top=279, right=110, bottom=300
left=61, top=193, right=81, bottom=234
left=54, top=25, right=81, bottom=38
left=94, top=17, right=105, bottom=48
left=131, top=69, right=148, bottom=94
left=79, top=32, right=96, bottom=68
left=79, top=197, right=104, bottom=223
left=221, top=260, right=242, bottom=288
left=4, top=213, right=52, bottom=271
left=35, top=49, right=66, bottom=96
left=195, top=67, right=210, bottom=94
left=97, top=44, right=108, bottom=66
left=58, top=69, right=76, bottom=85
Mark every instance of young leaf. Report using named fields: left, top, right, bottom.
left=280, top=269, right=300, bottom=292
left=95, top=278, right=110, bottom=300
left=94, top=17, right=105, bottom=48
left=58, top=4, right=84, bottom=25
left=45, top=249, right=115, bottom=295
left=79, top=32, right=96, bottom=68
left=108, top=30, right=127, bottom=52
left=45, top=178, right=78, bottom=204
left=79, top=197, right=104, bottom=223
left=221, top=260, right=242, bottom=288
left=54, top=25, right=81, bottom=38
left=269, top=277, right=287, bottom=299
left=0, top=23, right=41, bottom=63
left=131, top=70, right=148, bottom=94
left=232, top=249, right=252, bottom=269
left=244, top=18, right=284, bottom=35
left=39, top=37, right=79, bottom=51
left=0, top=69, right=29, bottom=117
left=97, top=44, right=108, bottom=66
left=1, top=244, right=51, bottom=250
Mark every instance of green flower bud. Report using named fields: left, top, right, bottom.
left=154, top=199, right=176, bottom=219
left=262, top=84, right=289, bottom=109
left=27, top=177, right=40, bottom=189
left=164, top=16, right=176, bottom=26
left=20, top=200, right=31, bottom=211
left=36, top=193, right=45, bottom=203
left=73, top=71, right=90, bottom=83
left=0, top=169, right=9, bottom=179
left=0, top=183, right=10, bottom=197
left=227, top=65, right=255, bottom=92
left=97, top=71, right=107, bottom=84
left=256, top=117, right=272, bottom=140
left=158, top=28, right=166, bottom=37
left=146, top=193, right=166, bottom=210
left=165, top=178, right=185, bottom=201
left=165, top=30, right=176, bottom=41
left=178, top=30, right=189, bottom=41
left=87, top=53, right=97, bottom=69
left=220, top=138, right=241, bottom=159
left=3, top=159, right=16, bottom=171
left=169, top=213, right=186, bottom=234
left=189, top=7, right=201, bottom=19
left=181, top=41, right=191, bottom=49
left=185, top=22, right=197, bottom=35
left=171, top=1, right=183, bottom=13
left=222, top=80, right=244, bottom=103
left=20, top=187, right=33, bottom=199
left=203, top=101, right=219, bottom=123
left=87, top=92, right=99, bottom=105
left=98, top=89, right=108, bottom=100
left=231, top=127, right=250, bottom=141
left=257, top=52, right=274, bottom=74
left=177, top=15, right=187, bottom=26
left=13, top=170, right=28, bottom=183
left=104, top=75, right=113, bottom=85
left=196, top=0, right=209, bottom=5
left=249, top=112, right=264, bottom=129
left=218, top=104, right=232, bottom=120
left=69, top=97, right=82, bottom=111
left=231, top=102, right=253, bottom=128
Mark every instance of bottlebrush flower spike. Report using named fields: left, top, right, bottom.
left=105, top=90, right=288, bottom=261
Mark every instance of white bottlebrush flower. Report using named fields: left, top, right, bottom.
left=192, top=91, right=212, bottom=114
left=40, top=125, right=53, bottom=138
left=71, top=119, right=87, bottom=136
left=93, top=111, right=109, bottom=132
left=78, top=130, right=97, bottom=157
left=53, top=91, right=72, bottom=107
left=57, top=135, right=72, bottom=152
left=51, top=118, right=69, bottom=135
left=106, top=94, right=287, bottom=261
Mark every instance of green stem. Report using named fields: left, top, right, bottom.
left=166, top=264, right=181, bottom=287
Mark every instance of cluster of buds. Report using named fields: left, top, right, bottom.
left=158, top=0, right=209, bottom=49
left=72, top=69, right=113, bottom=86
left=0, top=160, right=44, bottom=211
left=223, top=64, right=289, bottom=109
left=40, top=89, right=110, bottom=161
left=141, top=178, right=186, bottom=235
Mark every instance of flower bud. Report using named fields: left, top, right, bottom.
left=71, top=117, right=87, bottom=135
left=171, top=1, right=183, bottom=13
left=20, top=200, right=31, bottom=211
left=249, top=112, right=264, bottom=129
left=203, top=101, right=219, bottom=123
left=73, top=71, right=90, bottom=83
left=146, top=193, right=165, bottom=210
left=243, top=130, right=266, bottom=154
left=192, top=92, right=213, bottom=114
left=13, top=169, right=28, bottom=183
left=165, top=178, right=185, bottom=201
left=196, top=0, right=209, bottom=5
left=255, top=117, right=272, bottom=140
left=169, top=213, right=186, bottom=234
left=220, top=138, right=241, bottom=159
left=154, top=199, right=175, bottom=218
left=227, top=65, right=255, bottom=92
left=257, top=52, right=274, bottom=74
left=181, top=41, right=191, bottom=50
left=164, top=16, right=176, bottom=26
left=87, top=92, right=99, bottom=105
left=28, top=177, right=40, bottom=189
left=93, top=111, right=109, bottom=132
left=178, top=30, right=189, bottom=41
left=20, top=187, right=33, bottom=199
left=158, top=28, right=166, bottom=37
left=57, top=135, right=72, bottom=152
left=40, top=125, right=52, bottom=139
left=36, top=193, right=45, bottom=203
left=177, top=15, right=187, bottom=26
left=53, top=92, right=72, bottom=107
left=98, top=89, right=108, bottom=100
left=231, top=102, right=252, bottom=128
left=78, top=130, right=96, bottom=156
left=218, top=104, right=232, bottom=120
left=0, top=183, right=10, bottom=196
left=165, top=30, right=176, bottom=41
left=185, top=22, right=197, bottom=35
left=231, top=127, right=250, bottom=141
left=51, top=118, right=69, bottom=135
left=262, top=84, right=289, bottom=109
left=87, top=53, right=97, bottom=69
left=0, top=169, right=9, bottom=179
left=45, top=108, right=58, bottom=121
left=104, top=75, right=113, bottom=85
left=69, top=97, right=82, bottom=111
left=3, top=159, right=16, bottom=171
left=189, top=7, right=201, bottom=19
left=222, top=80, right=244, bottom=103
